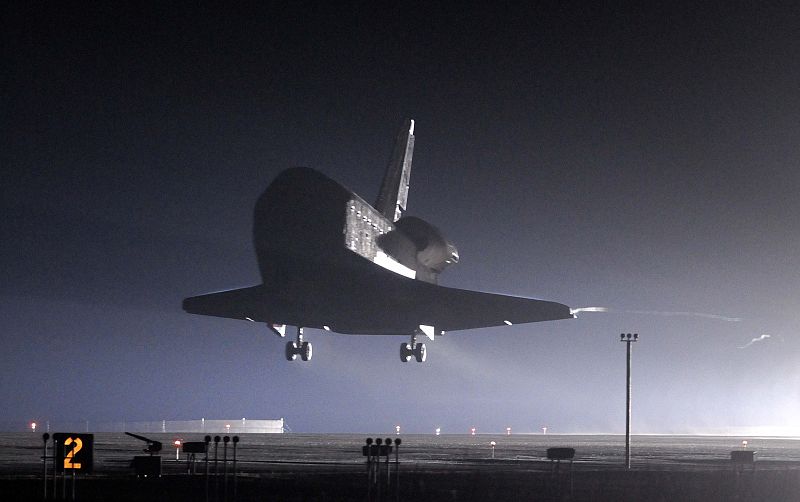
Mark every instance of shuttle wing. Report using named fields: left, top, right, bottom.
left=182, top=286, right=267, bottom=322
left=183, top=281, right=572, bottom=335
left=413, top=284, right=573, bottom=333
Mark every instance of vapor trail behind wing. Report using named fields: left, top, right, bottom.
left=620, top=310, right=742, bottom=322
left=738, top=334, right=771, bottom=349
left=569, top=307, right=741, bottom=322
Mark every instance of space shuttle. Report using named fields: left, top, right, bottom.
left=183, top=119, right=573, bottom=362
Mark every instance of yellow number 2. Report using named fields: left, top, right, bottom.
left=63, top=437, right=83, bottom=470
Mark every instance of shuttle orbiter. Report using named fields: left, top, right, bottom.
left=183, top=120, right=573, bottom=362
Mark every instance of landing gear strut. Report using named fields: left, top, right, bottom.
left=285, top=327, right=312, bottom=361
left=400, top=334, right=426, bottom=363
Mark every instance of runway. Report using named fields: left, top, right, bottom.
left=1, top=433, right=799, bottom=500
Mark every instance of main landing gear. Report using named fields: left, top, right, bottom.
left=285, top=327, right=312, bottom=361
left=400, top=334, right=426, bottom=363
left=278, top=325, right=429, bottom=363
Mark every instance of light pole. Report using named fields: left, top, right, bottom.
left=620, top=332, right=638, bottom=469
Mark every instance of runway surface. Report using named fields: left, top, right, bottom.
left=2, top=433, right=799, bottom=500
left=3, top=432, right=800, bottom=470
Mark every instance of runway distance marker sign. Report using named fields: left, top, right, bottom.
left=53, top=433, right=94, bottom=473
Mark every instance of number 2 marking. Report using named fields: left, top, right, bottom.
left=64, top=437, right=83, bottom=469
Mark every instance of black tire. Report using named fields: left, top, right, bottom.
left=285, top=341, right=298, bottom=361
left=301, top=341, right=313, bottom=361
left=415, top=343, right=427, bottom=363
left=400, top=343, right=412, bottom=362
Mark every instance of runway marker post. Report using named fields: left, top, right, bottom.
left=52, top=436, right=58, bottom=500
left=232, top=436, right=239, bottom=500
left=394, top=438, right=401, bottom=493
left=41, top=433, right=50, bottom=500
left=204, top=435, right=211, bottom=502
left=364, top=438, right=374, bottom=498
left=384, top=438, right=392, bottom=486
left=223, top=435, right=229, bottom=502
left=375, top=438, right=383, bottom=498
left=362, top=436, right=399, bottom=499
left=213, top=435, right=220, bottom=500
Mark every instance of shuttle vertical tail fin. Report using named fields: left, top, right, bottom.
left=375, top=119, right=415, bottom=222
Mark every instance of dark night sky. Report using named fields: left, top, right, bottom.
left=2, top=3, right=799, bottom=434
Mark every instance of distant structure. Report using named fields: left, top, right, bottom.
left=173, top=418, right=285, bottom=434
left=25, top=418, right=285, bottom=434
left=136, top=418, right=286, bottom=434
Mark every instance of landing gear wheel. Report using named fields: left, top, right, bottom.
left=300, top=341, right=313, bottom=361
left=285, top=341, right=298, bottom=361
left=414, top=343, right=427, bottom=363
left=285, top=327, right=312, bottom=362
left=400, top=343, right=413, bottom=362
